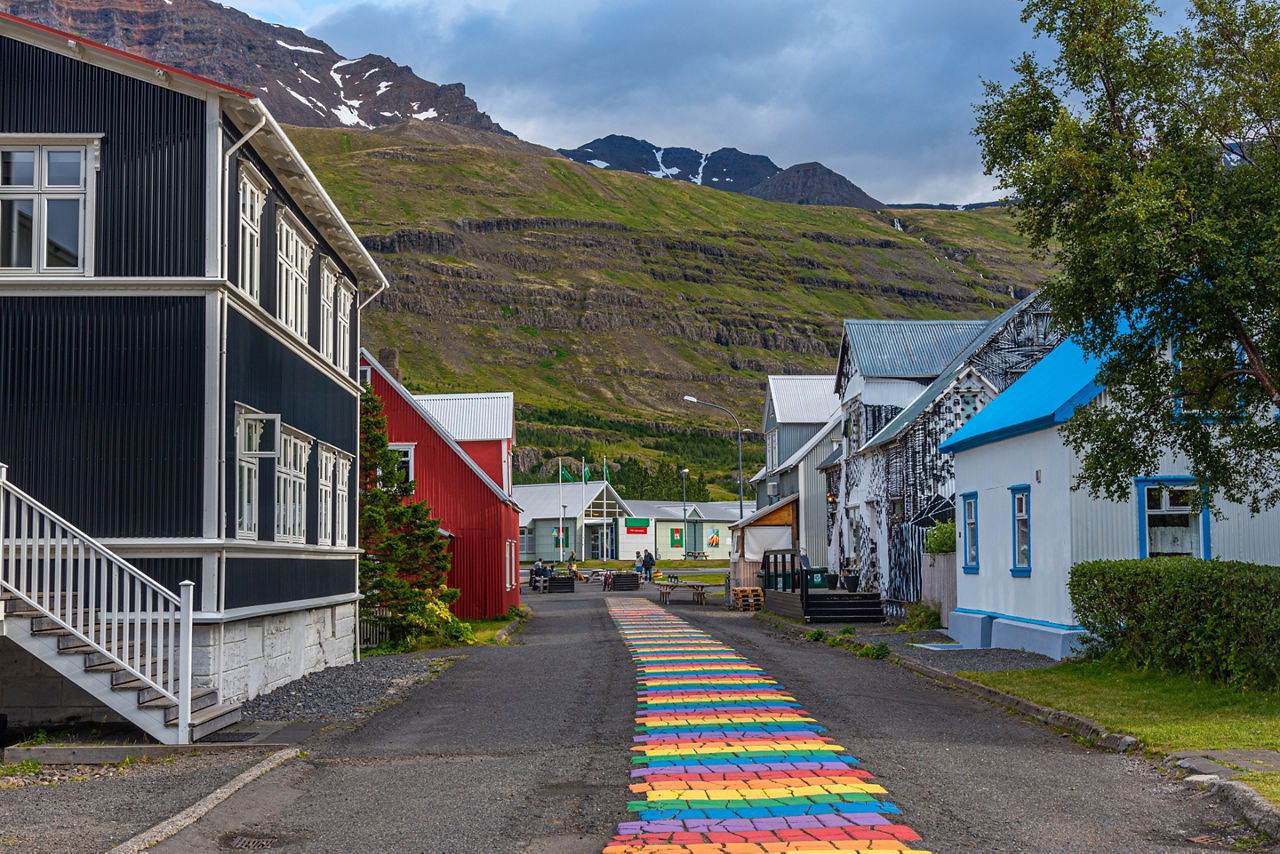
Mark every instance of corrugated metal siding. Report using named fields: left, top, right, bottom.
left=800, top=430, right=837, bottom=565
left=223, top=309, right=358, bottom=540
left=131, top=557, right=203, bottom=601
left=844, top=320, right=987, bottom=379
left=412, top=393, right=513, bottom=442
left=457, top=439, right=506, bottom=491
left=224, top=557, right=356, bottom=609
left=376, top=374, right=521, bottom=619
left=0, top=36, right=206, bottom=277
left=768, top=376, right=839, bottom=424
left=0, top=296, right=205, bottom=537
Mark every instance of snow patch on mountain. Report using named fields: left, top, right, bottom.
left=587, top=159, right=609, bottom=168
left=277, top=39, right=322, bottom=54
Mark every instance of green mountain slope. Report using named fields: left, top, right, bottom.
left=288, top=123, right=1050, bottom=496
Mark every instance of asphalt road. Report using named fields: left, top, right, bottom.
left=151, top=590, right=1264, bottom=853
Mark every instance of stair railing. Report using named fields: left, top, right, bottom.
left=0, top=464, right=193, bottom=744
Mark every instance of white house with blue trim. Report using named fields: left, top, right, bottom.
left=938, top=339, right=1280, bottom=660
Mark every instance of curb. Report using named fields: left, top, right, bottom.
left=3, top=741, right=289, bottom=766
left=494, top=606, right=530, bottom=643
left=107, top=747, right=298, bottom=853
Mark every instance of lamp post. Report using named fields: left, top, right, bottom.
left=683, top=395, right=745, bottom=520
left=680, top=468, right=689, bottom=559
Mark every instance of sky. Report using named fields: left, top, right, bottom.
left=224, top=0, right=1189, bottom=206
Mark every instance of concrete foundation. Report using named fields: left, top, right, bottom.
left=946, top=610, right=992, bottom=649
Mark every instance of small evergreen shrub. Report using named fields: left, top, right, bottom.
left=803, top=629, right=828, bottom=642
left=857, top=642, right=891, bottom=660
left=1069, top=557, right=1280, bottom=689
left=838, top=626, right=857, bottom=637
left=923, top=521, right=957, bottom=554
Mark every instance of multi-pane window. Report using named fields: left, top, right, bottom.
left=519, top=526, right=532, bottom=553
left=236, top=416, right=262, bottom=538
left=1, top=143, right=93, bottom=274
left=766, top=430, right=778, bottom=469
left=961, top=492, right=979, bottom=572
left=275, top=429, right=311, bottom=543
left=388, top=443, right=415, bottom=486
left=320, top=261, right=337, bottom=362
left=334, top=453, right=352, bottom=547
left=237, top=166, right=267, bottom=300
left=276, top=210, right=312, bottom=339
left=1143, top=483, right=1201, bottom=557
left=1010, top=485, right=1031, bottom=575
left=335, top=281, right=353, bottom=373
left=317, top=444, right=336, bottom=546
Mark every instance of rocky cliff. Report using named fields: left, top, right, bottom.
left=1, top=0, right=511, bottom=134
left=746, top=162, right=884, bottom=209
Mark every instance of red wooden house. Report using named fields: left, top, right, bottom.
left=360, top=351, right=521, bottom=619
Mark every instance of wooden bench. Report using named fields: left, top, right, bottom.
left=610, top=573, right=641, bottom=592
left=656, top=582, right=708, bottom=606
left=683, top=551, right=709, bottom=560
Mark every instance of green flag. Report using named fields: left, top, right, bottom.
left=583, top=465, right=590, bottom=482
left=560, top=464, right=574, bottom=483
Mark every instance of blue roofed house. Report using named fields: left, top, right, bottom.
left=938, top=339, right=1280, bottom=659
left=847, top=297, right=1061, bottom=618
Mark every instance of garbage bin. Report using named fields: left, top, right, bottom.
left=825, top=571, right=839, bottom=590
left=806, top=569, right=826, bottom=589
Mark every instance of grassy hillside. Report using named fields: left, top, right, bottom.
left=288, top=123, right=1050, bottom=497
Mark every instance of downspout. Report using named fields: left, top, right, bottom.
left=219, top=111, right=268, bottom=280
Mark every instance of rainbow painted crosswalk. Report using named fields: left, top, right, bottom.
left=605, top=600, right=930, bottom=854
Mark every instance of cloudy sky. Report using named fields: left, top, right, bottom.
left=225, top=0, right=1187, bottom=206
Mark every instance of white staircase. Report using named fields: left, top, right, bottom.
left=0, top=465, right=240, bottom=744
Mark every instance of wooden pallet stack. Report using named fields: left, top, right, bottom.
left=732, top=587, right=764, bottom=612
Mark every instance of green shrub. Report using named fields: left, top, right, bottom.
left=897, top=602, right=942, bottom=632
left=1069, top=557, right=1280, bottom=690
left=803, top=629, right=828, bottom=642
left=923, top=520, right=957, bottom=554
left=838, top=626, right=857, bottom=637
left=857, top=642, right=891, bottom=660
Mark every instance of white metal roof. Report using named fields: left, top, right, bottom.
left=765, top=376, right=840, bottom=430
left=413, top=393, right=514, bottom=443
left=513, top=481, right=631, bottom=526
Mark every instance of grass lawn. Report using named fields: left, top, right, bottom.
left=1236, top=773, right=1280, bottom=806
left=960, top=658, right=1280, bottom=754
left=464, top=610, right=526, bottom=644
left=576, top=559, right=729, bottom=570
left=672, top=573, right=729, bottom=584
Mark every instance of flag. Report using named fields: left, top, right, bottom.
left=560, top=464, right=574, bottom=483
left=583, top=464, right=590, bottom=482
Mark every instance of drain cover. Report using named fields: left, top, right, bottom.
left=229, top=837, right=276, bottom=849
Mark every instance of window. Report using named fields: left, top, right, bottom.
left=334, top=453, right=352, bottom=547
left=1010, top=485, right=1031, bottom=576
left=1, top=141, right=96, bottom=275
left=766, top=430, right=778, bottom=469
left=237, top=164, right=267, bottom=300
left=358, top=364, right=372, bottom=387
left=319, top=261, right=337, bottom=362
left=276, top=210, right=312, bottom=339
left=317, top=444, right=336, bottom=546
left=519, top=526, right=532, bottom=553
left=235, top=412, right=263, bottom=539
left=958, top=392, right=981, bottom=425
left=336, top=279, right=353, bottom=373
left=275, top=429, right=311, bottom=543
left=1138, top=478, right=1206, bottom=558
left=961, top=492, right=979, bottom=573
left=388, top=443, right=415, bottom=485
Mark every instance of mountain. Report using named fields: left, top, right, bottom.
left=559, top=135, right=888, bottom=210
left=559, top=135, right=782, bottom=192
left=746, top=162, right=884, bottom=209
left=0, top=0, right=511, bottom=135
left=286, top=124, right=1051, bottom=492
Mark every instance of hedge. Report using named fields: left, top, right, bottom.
left=1069, top=557, right=1280, bottom=690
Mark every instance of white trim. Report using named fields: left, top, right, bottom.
left=388, top=442, right=416, bottom=482
left=198, top=592, right=360, bottom=624
left=274, top=427, right=311, bottom=543
left=0, top=138, right=98, bottom=276
left=204, top=93, right=221, bottom=278
left=274, top=205, right=313, bottom=341
left=203, top=294, right=221, bottom=539
left=236, top=160, right=268, bottom=302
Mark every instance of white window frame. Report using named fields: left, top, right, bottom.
left=334, top=453, right=352, bottom=548
left=358, top=364, right=372, bottom=387
left=320, top=259, right=337, bottom=362
left=234, top=408, right=270, bottom=539
left=275, top=427, right=312, bottom=544
left=519, top=526, right=532, bottom=553
left=335, top=278, right=353, bottom=373
left=0, top=138, right=99, bottom=276
left=388, top=443, right=416, bottom=485
left=317, top=443, right=337, bottom=546
left=766, top=429, right=778, bottom=469
left=275, top=207, right=313, bottom=340
left=237, top=162, right=268, bottom=301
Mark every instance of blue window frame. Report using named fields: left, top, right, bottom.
left=1009, top=484, right=1030, bottom=577
left=1135, top=476, right=1211, bottom=559
left=961, top=491, right=979, bottom=574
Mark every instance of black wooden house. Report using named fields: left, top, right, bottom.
left=0, top=12, right=386, bottom=742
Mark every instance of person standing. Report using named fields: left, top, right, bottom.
left=634, top=551, right=644, bottom=575
left=642, top=549, right=655, bottom=582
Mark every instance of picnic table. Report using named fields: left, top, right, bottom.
left=655, top=580, right=709, bottom=606
left=683, top=551, right=709, bottom=560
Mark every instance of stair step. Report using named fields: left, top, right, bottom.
left=109, top=662, right=171, bottom=688
left=159, top=688, right=218, bottom=722
left=186, top=704, right=244, bottom=742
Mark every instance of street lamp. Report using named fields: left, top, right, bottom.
left=680, top=468, right=689, bottom=559
left=683, top=395, right=745, bottom=520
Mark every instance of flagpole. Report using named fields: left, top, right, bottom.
left=581, top=456, right=586, bottom=562
left=557, top=457, right=564, bottom=562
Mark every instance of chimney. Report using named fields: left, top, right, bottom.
left=379, top=347, right=401, bottom=381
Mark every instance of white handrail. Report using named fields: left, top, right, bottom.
left=0, top=466, right=193, bottom=744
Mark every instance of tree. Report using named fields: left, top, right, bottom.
left=974, top=0, right=1280, bottom=512
left=359, top=386, right=471, bottom=646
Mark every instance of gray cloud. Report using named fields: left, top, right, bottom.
left=302, top=0, right=1184, bottom=204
